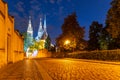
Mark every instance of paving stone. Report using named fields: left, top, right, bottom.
left=0, top=59, right=43, bottom=80
left=35, top=58, right=120, bottom=80
left=1, top=58, right=120, bottom=80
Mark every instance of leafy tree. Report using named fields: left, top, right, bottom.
left=29, top=39, right=45, bottom=52
left=99, top=27, right=109, bottom=50
left=88, top=21, right=103, bottom=50
left=22, top=32, right=34, bottom=52
left=106, top=0, right=120, bottom=38
left=56, top=13, right=86, bottom=51
left=105, top=0, right=120, bottom=49
left=45, top=35, right=51, bottom=50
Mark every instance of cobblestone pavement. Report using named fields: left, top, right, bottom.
left=36, top=58, right=120, bottom=80
left=0, top=59, right=43, bottom=80
left=1, top=58, right=120, bottom=80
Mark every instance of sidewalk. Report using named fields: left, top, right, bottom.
left=0, top=59, right=52, bottom=80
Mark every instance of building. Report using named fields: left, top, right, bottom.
left=27, top=16, right=33, bottom=47
left=0, top=0, right=24, bottom=68
left=13, top=30, right=24, bottom=62
left=35, top=15, right=48, bottom=42
left=25, top=15, right=50, bottom=58
left=26, top=15, right=48, bottom=50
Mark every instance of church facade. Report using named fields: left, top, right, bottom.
left=26, top=15, right=48, bottom=51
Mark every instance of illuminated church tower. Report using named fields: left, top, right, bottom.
left=42, top=15, right=48, bottom=39
left=35, top=15, right=48, bottom=41
left=35, top=18, right=44, bottom=41
left=35, top=15, right=48, bottom=49
left=27, top=16, right=33, bottom=46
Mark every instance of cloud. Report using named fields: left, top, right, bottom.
left=9, top=12, right=27, bottom=32
left=16, top=1, right=24, bottom=12
left=29, top=0, right=41, bottom=12
left=9, top=12, right=19, bottom=17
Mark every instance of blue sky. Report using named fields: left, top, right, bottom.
left=4, top=0, right=111, bottom=44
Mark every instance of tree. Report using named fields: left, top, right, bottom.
left=88, top=21, right=103, bottom=50
left=22, top=32, right=34, bottom=52
left=99, top=27, right=109, bottom=50
left=106, top=0, right=120, bottom=38
left=45, top=35, right=51, bottom=50
left=56, top=13, right=86, bottom=51
left=29, top=39, right=45, bottom=52
left=105, top=0, right=120, bottom=49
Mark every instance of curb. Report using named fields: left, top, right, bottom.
left=34, top=60, right=53, bottom=80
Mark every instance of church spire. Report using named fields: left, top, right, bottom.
left=37, top=17, right=43, bottom=39
left=27, top=16, right=33, bottom=34
left=44, top=15, right=46, bottom=31
left=44, top=15, right=47, bottom=36
left=27, top=16, right=33, bottom=45
left=38, top=18, right=43, bottom=32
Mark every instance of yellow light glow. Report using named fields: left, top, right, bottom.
left=64, top=40, right=70, bottom=45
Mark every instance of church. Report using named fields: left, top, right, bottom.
left=26, top=15, right=48, bottom=52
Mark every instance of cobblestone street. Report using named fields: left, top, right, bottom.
left=0, top=58, right=120, bottom=80
left=36, top=58, right=120, bottom=80
left=0, top=59, right=43, bottom=80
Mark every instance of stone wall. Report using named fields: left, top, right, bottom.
left=0, top=0, right=24, bottom=68
left=37, top=49, right=51, bottom=58
left=0, top=0, right=7, bottom=67
left=13, top=31, right=24, bottom=62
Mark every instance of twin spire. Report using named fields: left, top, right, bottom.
left=28, top=16, right=47, bottom=32
left=44, top=15, right=46, bottom=32
left=27, top=15, right=47, bottom=41
left=39, top=18, right=42, bottom=31
left=27, top=16, right=33, bottom=34
left=37, top=15, right=47, bottom=34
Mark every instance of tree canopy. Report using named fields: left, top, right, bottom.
left=88, top=21, right=103, bottom=50
left=106, top=0, right=120, bottom=38
left=105, top=0, right=120, bottom=49
left=56, top=13, right=86, bottom=51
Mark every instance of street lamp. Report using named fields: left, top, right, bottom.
left=64, top=40, right=70, bottom=45
left=64, top=40, right=71, bottom=50
left=64, top=39, right=75, bottom=52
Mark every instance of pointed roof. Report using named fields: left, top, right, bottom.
left=27, top=16, right=33, bottom=33
left=41, top=32, right=47, bottom=40
left=44, top=15, right=46, bottom=30
left=38, top=18, right=43, bottom=32
left=43, top=15, right=48, bottom=36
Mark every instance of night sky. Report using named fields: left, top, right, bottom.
left=4, top=0, right=111, bottom=44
